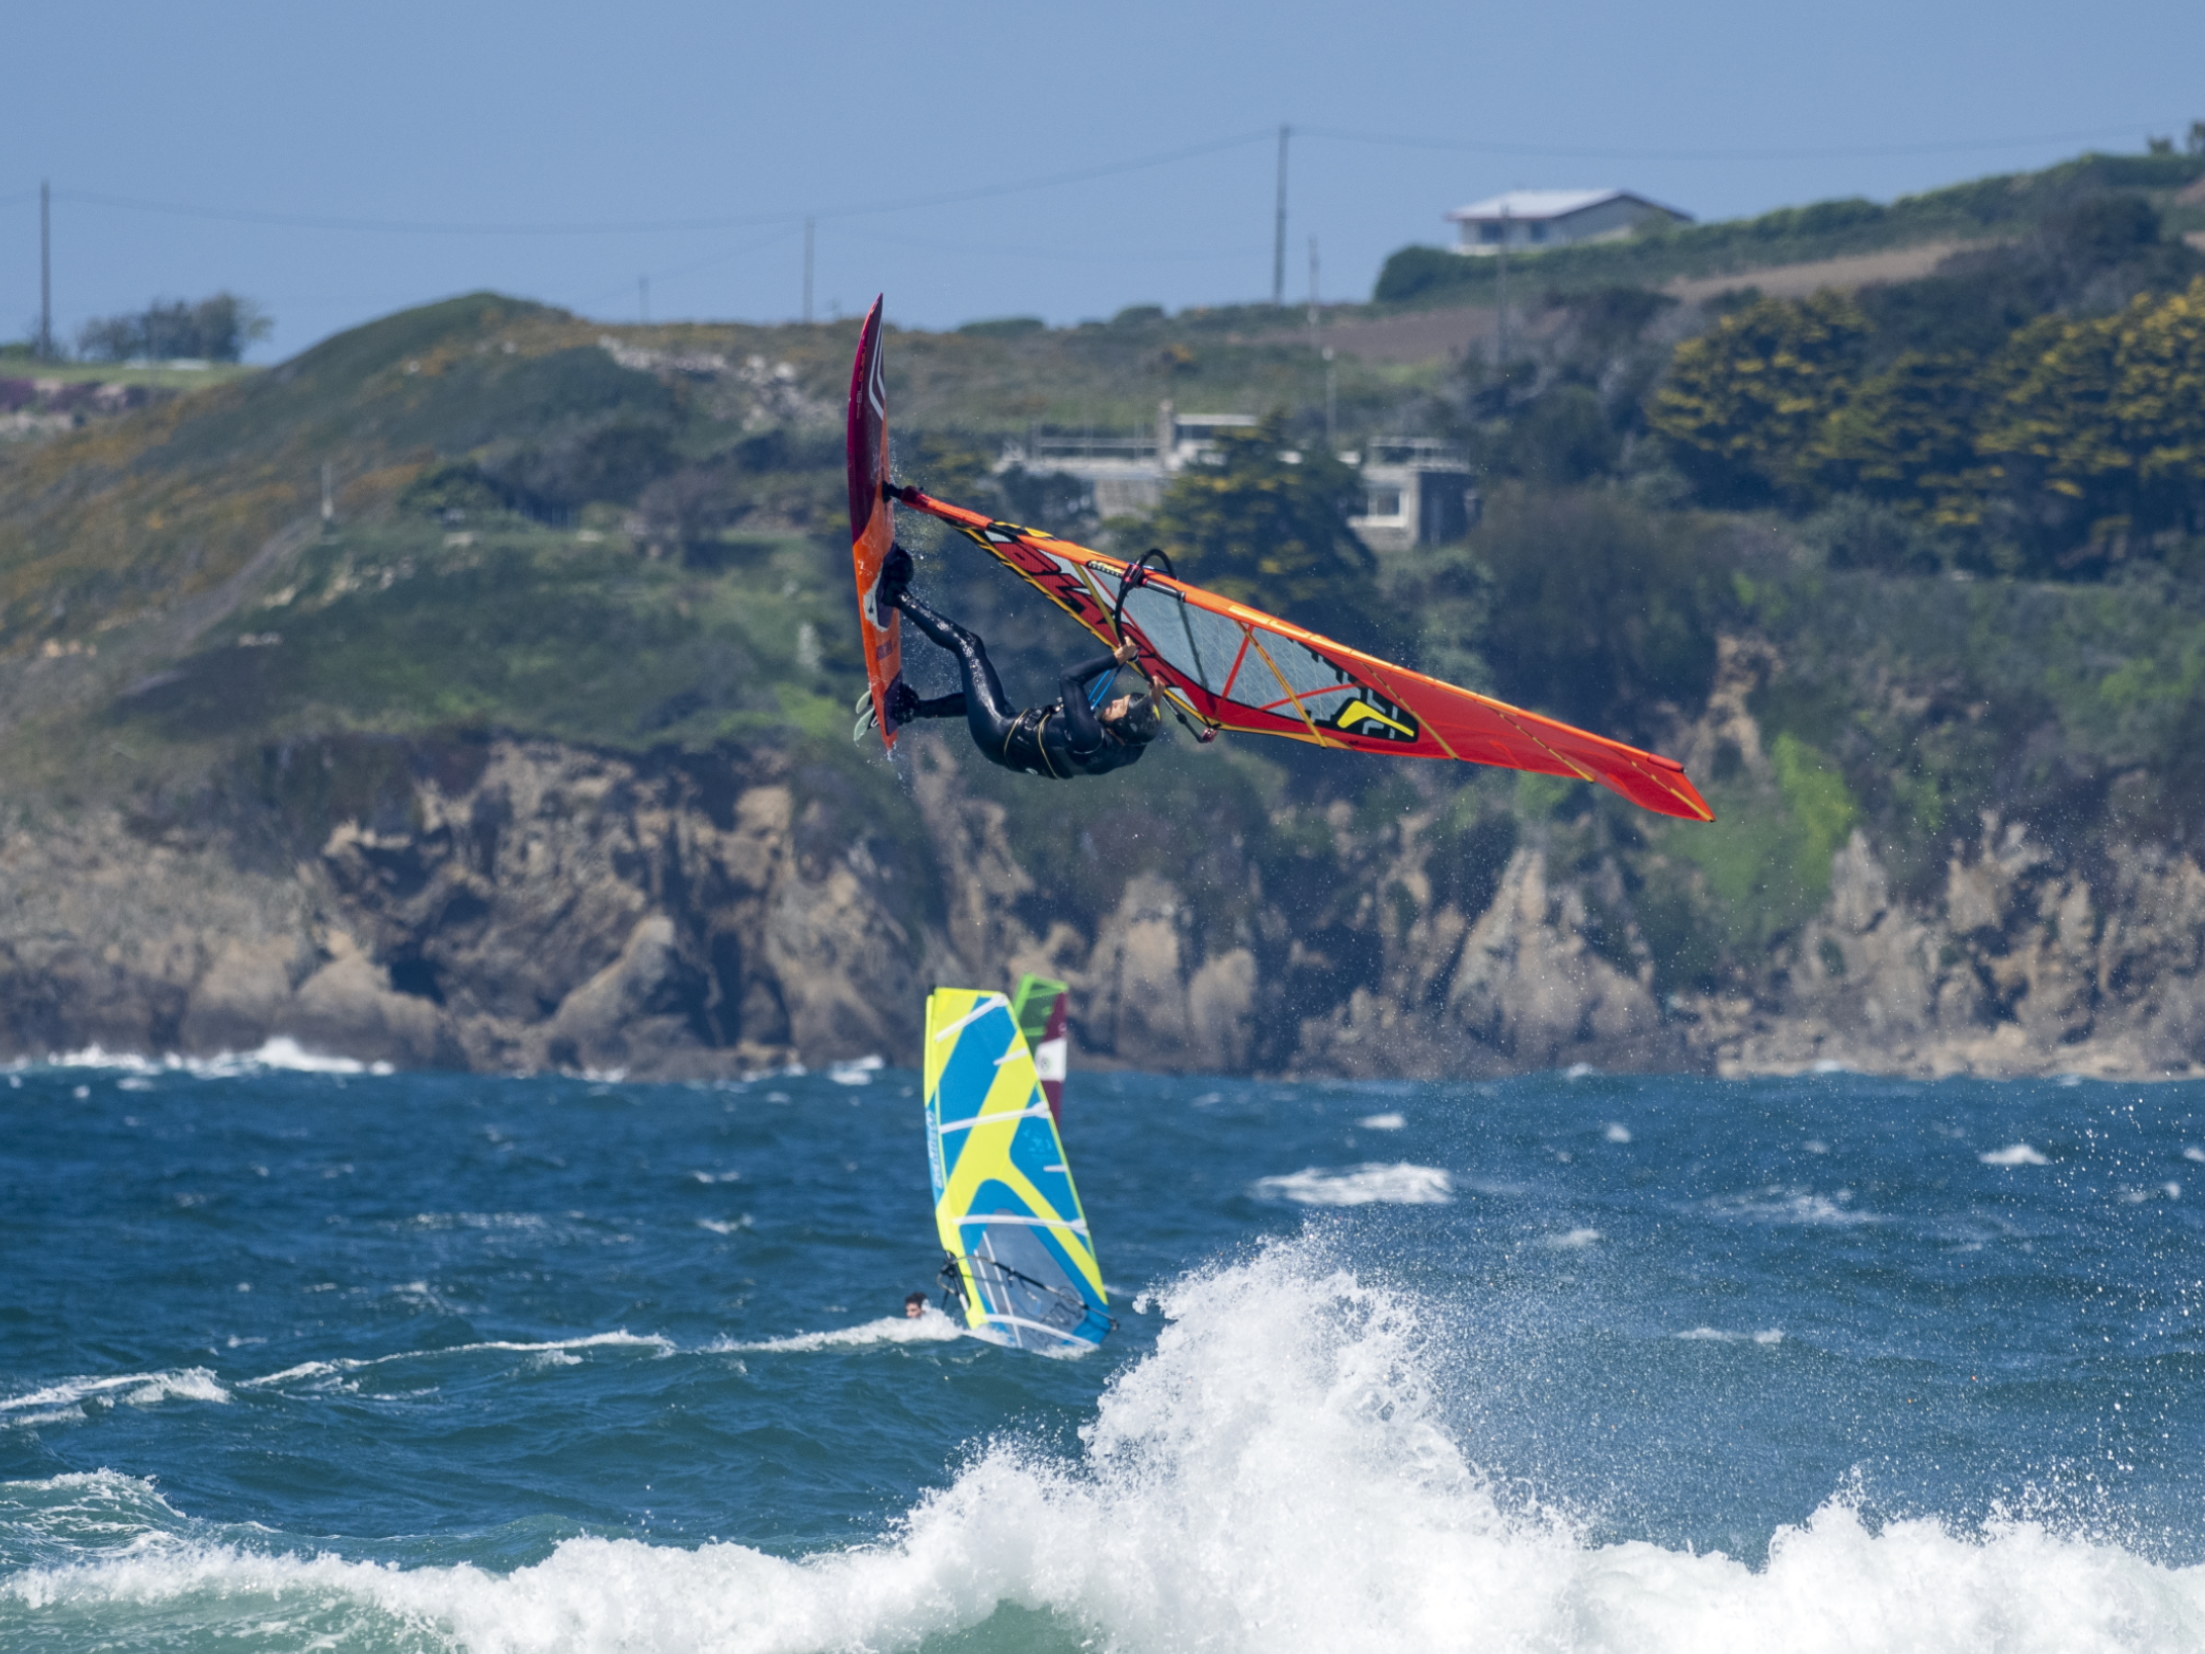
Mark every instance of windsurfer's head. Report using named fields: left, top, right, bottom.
left=905, top=1291, right=928, bottom=1318
left=1099, top=692, right=1162, bottom=746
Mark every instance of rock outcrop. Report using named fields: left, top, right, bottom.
left=2, top=731, right=2202, bottom=1080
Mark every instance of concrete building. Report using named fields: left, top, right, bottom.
left=1346, top=438, right=1478, bottom=552
left=1445, top=188, right=1691, bottom=256
left=995, top=402, right=1255, bottom=517
left=996, top=407, right=1477, bottom=550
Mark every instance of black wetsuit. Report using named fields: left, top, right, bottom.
left=894, top=593, right=1149, bottom=780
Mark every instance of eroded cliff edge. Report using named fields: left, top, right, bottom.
left=4, top=726, right=2200, bottom=1081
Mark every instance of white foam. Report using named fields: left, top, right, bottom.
left=2184, top=1147, right=2205, bottom=1164
left=1982, top=1143, right=2051, bottom=1167
left=1604, top=1123, right=1632, bottom=1144
left=715, top=1311, right=967, bottom=1353
left=11, top=1038, right=393, bottom=1078
left=0, top=1368, right=229, bottom=1425
left=238, top=1332, right=674, bottom=1388
left=1357, top=1112, right=1407, bottom=1131
left=1546, top=1228, right=1603, bottom=1249
left=1712, top=1190, right=1880, bottom=1227
left=14, top=1242, right=2205, bottom=1652
left=828, top=1055, right=884, bottom=1086
left=1676, top=1327, right=1786, bottom=1346
left=1252, top=1163, right=1454, bottom=1206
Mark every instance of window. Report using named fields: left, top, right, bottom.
left=1363, top=487, right=1403, bottom=520
left=1529, top=221, right=1548, bottom=243
left=1479, top=223, right=1504, bottom=244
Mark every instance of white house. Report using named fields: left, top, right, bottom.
left=997, top=409, right=1476, bottom=550
left=1445, top=189, right=1691, bottom=256
left=996, top=403, right=1256, bottom=518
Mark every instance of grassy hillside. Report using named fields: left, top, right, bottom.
left=4, top=139, right=2205, bottom=1008
left=1374, top=150, right=2205, bottom=308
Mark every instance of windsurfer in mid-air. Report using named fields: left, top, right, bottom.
left=871, top=547, right=1160, bottom=779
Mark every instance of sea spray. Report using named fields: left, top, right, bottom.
left=17, top=1237, right=2205, bottom=1651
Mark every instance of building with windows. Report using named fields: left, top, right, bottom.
left=1445, top=188, right=1691, bottom=255
left=996, top=407, right=1477, bottom=550
left=995, top=403, right=1256, bottom=518
left=1346, top=438, right=1477, bottom=552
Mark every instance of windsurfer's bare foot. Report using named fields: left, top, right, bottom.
left=884, top=680, right=920, bottom=725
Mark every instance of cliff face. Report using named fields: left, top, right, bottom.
left=4, top=726, right=2201, bottom=1080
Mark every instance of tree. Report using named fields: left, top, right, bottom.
left=75, top=292, right=271, bottom=362
left=1816, top=350, right=1988, bottom=524
left=1151, top=412, right=1378, bottom=642
left=1649, top=290, right=1870, bottom=507
left=1466, top=488, right=1727, bottom=742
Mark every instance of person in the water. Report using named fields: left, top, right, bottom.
left=875, top=546, right=1161, bottom=780
left=904, top=1291, right=929, bottom=1319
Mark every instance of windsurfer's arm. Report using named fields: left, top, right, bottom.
left=1058, top=653, right=1120, bottom=754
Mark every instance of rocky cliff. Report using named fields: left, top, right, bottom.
left=4, top=724, right=2201, bottom=1081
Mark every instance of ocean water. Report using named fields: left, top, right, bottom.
left=5, top=1052, right=2205, bottom=1652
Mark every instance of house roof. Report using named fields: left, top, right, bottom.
left=1444, top=188, right=1691, bottom=224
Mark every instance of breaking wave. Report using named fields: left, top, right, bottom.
left=0, top=1370, right=229, bottom=1430
left=10, top=1239, right=2204, bottom=1652
left=12, top=1038, right=394, bottom=1077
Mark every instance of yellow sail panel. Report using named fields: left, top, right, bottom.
left=923, top=988, right=1110, bottom=1353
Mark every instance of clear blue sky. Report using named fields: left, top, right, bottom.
left=7, top=0, right=2200, bottom=359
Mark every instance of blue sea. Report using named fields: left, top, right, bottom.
left=5, top=1050, right=2205, bottom=1652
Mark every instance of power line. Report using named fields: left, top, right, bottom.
left=568, top=224, right=802, bottom=313
left=1298, top=120, right=2179, bottom=163
left=45, top=130, right=1275, bottom=241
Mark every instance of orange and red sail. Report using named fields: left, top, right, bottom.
left=847, top=296, right=1712, bottom=823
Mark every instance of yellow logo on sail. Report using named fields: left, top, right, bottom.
left=1332, top=692, right=1419, bottom=742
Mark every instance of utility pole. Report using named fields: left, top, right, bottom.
left=1307, top=235, right=1320, bottom=348
left=1271, top=124, right=1289, bottom=306
left=38, top=180, right=52, bottom=360
left=639, top=276, right=649, bottom=325
left=802, top=218, right=815, bottom=325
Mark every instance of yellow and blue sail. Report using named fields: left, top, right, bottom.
left=925, top=988, right=1111, bottom=1353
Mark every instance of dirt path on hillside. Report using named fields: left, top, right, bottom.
left=1256, top=239, right=1992, bottom=366
left=1662, top=240, right=1986, bottom=305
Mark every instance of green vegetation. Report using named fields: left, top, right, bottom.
left=75, top=291, right=272, bottom=364
left=1651, top=251, right=2205, bottom=568
left=1373, top=150, right=2205, bottom=308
